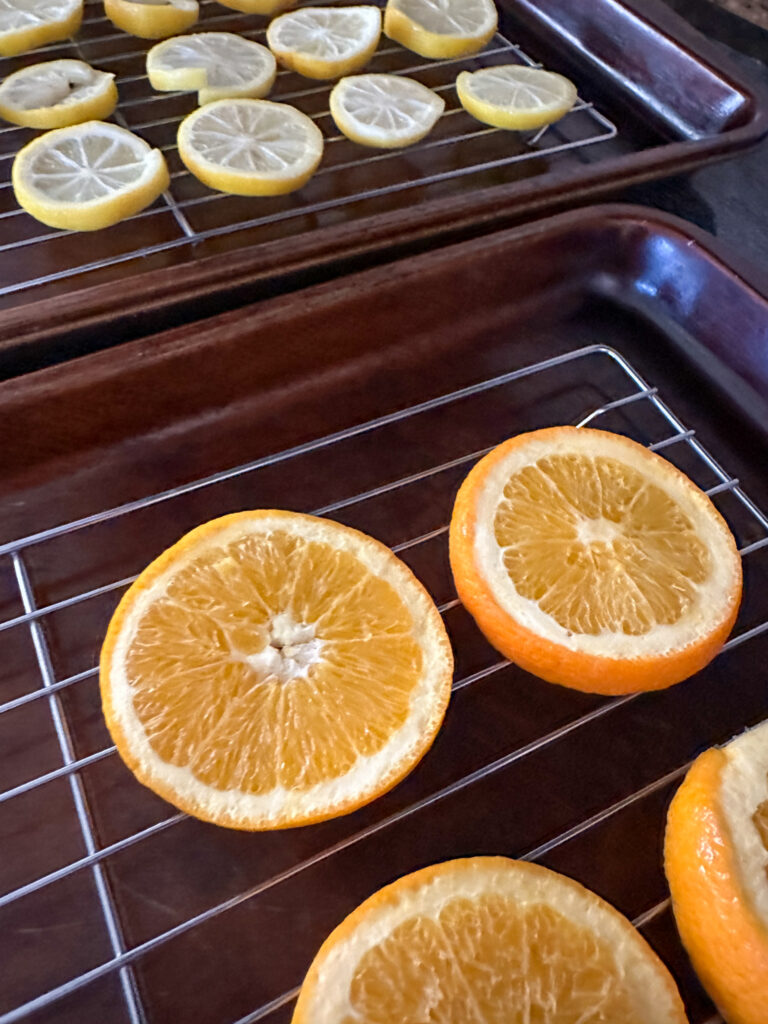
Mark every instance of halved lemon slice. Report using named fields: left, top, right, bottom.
left=104, top=0, right=198, bottom=40
left=449, top=426, right=742, bottom=694
left=0, top=59, right=117, bottom=128
left=383, top=0, right=496, bottom=59
left=266, top=6, right=381, bottom=81
left=178, top=98, right=324, bottom=196
left=330, top=73, right=444, bottom=148
left=147, top=33, right=277, bottom=104
left=293, top=857, right=688, bottom=1022
left=13, top=120, right=169, bottom=230
left=666, top=719, right=768, bottom=1024
left=100, top=511, right=453, bottom=830
left=457, top=65, right=578, bottom=131
left=0, top=0, right=82, bottom=58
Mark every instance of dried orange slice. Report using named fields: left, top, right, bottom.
left=293, top=857, right=688, bottom=1022
left=449, top=426, right=742, bottom=694
left=100, top=511, right=453, bottom=830
left=665, top=719, right=768, bottom=1024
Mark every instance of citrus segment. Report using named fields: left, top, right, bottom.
left=266, top=6, right=382, bottom=80
left=449, top=426, right=742, bottom=693
left=293, top=857, right=688, bottom=1022
left=330, top=73, right=444, bottom=147
left=147, top=33, right=277, bottom=104
left=0, top=0, right=82, bottom=58
left=0, top=59, right=116, bottom=128
left=457, top=65, right=577, bottom=130
left=104, top=0, right=198, bottom=40
left=383, top=0, right=496, bottom=59
left=100, top=511, right=453, bottom=830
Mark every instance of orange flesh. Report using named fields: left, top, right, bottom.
left=494, top=454, right=709, bottom=635
left=125, top=529, right=422, bottom=793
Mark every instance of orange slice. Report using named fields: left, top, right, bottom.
left=665, top=719, right=768, bottom=1024
left=293, top=856, right=688, bottom=1022
left=449, top=426, right=742, bottom=694
left=100, top=510, right=453, bottom=830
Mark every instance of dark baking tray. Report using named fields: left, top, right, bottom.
left=0, top=0, right=767, bottom=371
left=1, top=205, right=768, bottom=1024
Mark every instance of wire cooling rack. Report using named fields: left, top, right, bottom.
left=0, top=0, right=618, bottom=301
left=1, top=342, right=767, bottom=1022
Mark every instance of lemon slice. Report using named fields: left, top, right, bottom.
left=330, top=73, right=444, bottom=148
left=13, top=120, right=170, bottom=230
left=457, top=65, right=578, bottom=130
left=215, top=0, right=290, bottom=14
left=0, top=60, right=117, bottom=128
left=0, top=0, right=82, bottom=58
left=383, top=0, right=496, bottom=59
left=178, top=98, right=324, bottom=196
left=147, top=33, right=277, bottom=104
left=104, top=0, right=198, bottom=40
left=266, top=6, right=381, bottom=81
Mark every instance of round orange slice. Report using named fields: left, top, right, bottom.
left=100, top=510, right=453, bottom=830
left=665, top=719, right=768, bottom=1024
left=293, top=856, right=688, bottom=1022
left=449, top=426, right=742, bottom=694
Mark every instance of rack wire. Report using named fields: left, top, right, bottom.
left=0, top=0, right=618, bottom=300
left=1, top=342, right=766, bottom=1022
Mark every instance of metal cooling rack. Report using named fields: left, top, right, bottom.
left=2, top=343, right=767, bottom=1023
left=0, top=0, right=618, bottom=300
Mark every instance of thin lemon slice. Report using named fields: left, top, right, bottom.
left=147, top=33, right=277, bottom=104
left=293, top=857, right=688, bottom=1023
left=266, top=6, right=381, bottom=81
left=104, top=0, right=198, bottom=39
left=383, top=0, right=496, bottom=59
left=0, top=0, right=82, bottom=58
left=0, top=60, right=117, bottom=128
left=215, top=0, right=290, bottom=14
left=330, top=73, right=444, bottom=148
left=178, top=98, right=323, bottom=196
left=457, top=65, right=577, bottom=130
left=13, top=120, right=169, bottom=230
left=100, top=510, right=453, bottom=830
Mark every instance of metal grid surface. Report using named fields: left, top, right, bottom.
left=0, top=0, right=617, bottom=300
left=2, top=343, right=767, bottom=1022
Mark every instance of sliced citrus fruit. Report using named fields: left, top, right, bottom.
left=215, top=0, right=291, bottom=13
left=147, top=33, right=277, bottom=104
left=0, top=60, right=117, bottom=129
left=457, top=64, right=578, bottom=130
left=177, top=98, right=323, bottom=196
left=330, top=73, right=444, bottom=148
left=293, top=856, right=688, bottom=1022
left=665, top=719, right=768, bottom=1024
left=0, top=0, right=82, bottom=58
left=104, top=0, right=198, bottom=40
left=449, top=426, right=742, bottom=694
left=383, top=0, right=496, bottom=59
left=100, top=510, right=453, bottom=830
left=13, top=120, right=169, bottom=230
left=266, top=6, right=381, bottom=81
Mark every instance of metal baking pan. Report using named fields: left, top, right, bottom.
left=0, top=0, right=767, bottom=369
left=1, top=204, right=767, bottom=1023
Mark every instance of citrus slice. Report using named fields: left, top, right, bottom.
left=0, top=60, right=117, bottom=129
left=214, top=0, right=291, bottom=14
left=383, top=0, right=497, bottom=59
left=457, top=65, right=578, bottom=130
left=665, top=719, right=768, bottom=1024
left=266, top=6, right=382, bottom=81
left=177, top=98, right=323, bottom=196
left=104, top=0, right=198, bottom=40
left=293, top=857, right=688, bottom=1022
left=13, top=120, right=169, bottom=230
left=100, top=510, right=453, bottom=830
left=330, top=73, right=444, bottom=148
left=147, top=33, right=277, bottom=104
left=0, top=0, right=82, bottom=58
left=449, top=426, right=742, bottom=694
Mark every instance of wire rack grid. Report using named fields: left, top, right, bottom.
left=1, top=343, right=767, bottom=1022
left=0, top=0, right=618, bottom=301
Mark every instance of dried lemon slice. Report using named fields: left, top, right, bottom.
left=0, top=59, right=117, bottom=128
left=0, top=0, right=82, bottom=58
left=266, top=6, right=382, bottom=81
left=330, top=73, right=444, bottom=148
left=147, top=33, right=277, bottom=104
left=383, top=0, right=496, bottom=59
left=457, top=65, right=578, bottom=130
left=13, top=120, right=169, bottom=230
left=104, top=0, right=198, bottom=40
